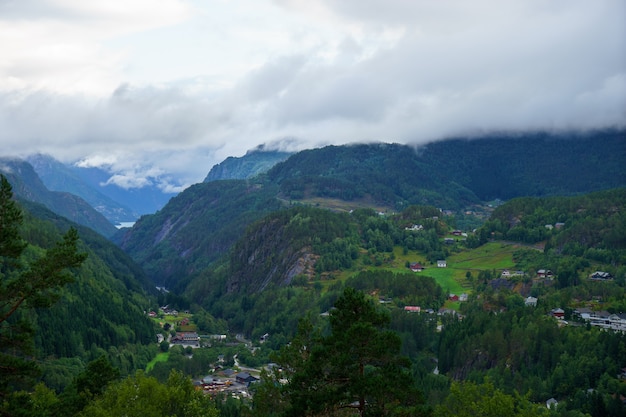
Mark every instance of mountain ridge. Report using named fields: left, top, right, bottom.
left=26, top=153, right=139, bottom=224
left=0, top=158, right=119, bottom=237
left=204, top=148, right=292, bottom=182
left=119, top=130, right=625, bottom=288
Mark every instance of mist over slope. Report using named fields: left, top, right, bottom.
left=0, top=158, right=119, bottom=237
left=204, top=148, right=292, bottom=182
left=27, top=154, right=139, bottom=224
left=118, top=130, right=625, bottom=287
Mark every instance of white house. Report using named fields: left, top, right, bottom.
left=589, top=271, right=613, bottom=280
left=546, top=398, right=558, bottom=409
left=437, top=260, right=447, bottom=268
left=525, top=296, right=538, bottom=307
left=573, top=309, right=626, bottom=332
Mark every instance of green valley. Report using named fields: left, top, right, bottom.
left=1, top=134, right=625, bottom=417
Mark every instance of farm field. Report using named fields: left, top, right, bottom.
left=447, top=241, right=517, bottom=271
left=151, top=312, right=197, bottom=332
left=146, top=352, right=169, bottom=372
left=420, top=267, right=466, bottom=296
left=312, top=241, right=520, bottom=309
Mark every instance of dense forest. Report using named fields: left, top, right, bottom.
left=117, top=180, right=282, bottom=288
left=266, top=131, right=625, bottom=206
left=0, top=176, right=161, bottom=410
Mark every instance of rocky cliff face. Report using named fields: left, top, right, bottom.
left=226, top=215, right=320, bottom=293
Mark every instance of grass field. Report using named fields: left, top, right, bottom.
left=420, top=267, right=466, bottom=295
left=448, top=242, right=517, bottom=271
left=313, top=241, right=519, bottom=310
left=146, top=352, right=169, bottom=372
left=151, top=312, right=197, bottom=332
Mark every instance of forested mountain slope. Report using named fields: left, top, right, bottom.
left=117, top=180, right=282, bottom=288
left=267, top=130, right=625, bottom=206
left=26, top=153, right=138, bottom=224
left=482, top=188, right=626, bottom=251
left=226, top=206, right=359, bottom=293
left=16, top=200, right=157, bottom=389
left=120, top=130, right=625, bottom=289
left=0, top=158, right=118, bottom=237
left=182, top=204, right=448, bottom=345
left=204, top=148, right=291, bottom=182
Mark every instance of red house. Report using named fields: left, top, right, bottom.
left=410, top=263, right=424, bottom=272
left=551, top=308, right=565, bottom=319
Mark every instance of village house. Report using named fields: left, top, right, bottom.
left=235, top=372, right=259, bottom=385
left=525, top=296, right=538, bottom=307
left=437, top=260, right=447, bottom=268
left=546, top=398, right=558, bottom=409
left=589, top=271, right=613, bottom=281
left=537, top=269, right=553, bottom=279
left=550, top=308, right=565, bottom=319
left=574, top=309, right=626, bottom=332
left=405, top=224, right=423, bottom=231
left=160, top=305, right=178, bottom=316
left=171, top=332, right=200, bottom=346
left=575, top=308, right=593, bottom=320
left=404, top=306, right=421, bottom=313
left=410, top=262, right=424, bottom=272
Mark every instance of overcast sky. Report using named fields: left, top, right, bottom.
left=1, top=0, right=625, bottom=191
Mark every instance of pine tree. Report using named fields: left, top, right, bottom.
left=0, top=174, right=87, bottom=398
left=259, top=287, right=430, bottom=416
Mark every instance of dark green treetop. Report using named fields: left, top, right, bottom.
left=256, top=287, right=430, bottom=417
left=0, top=174, right=87, bottom=398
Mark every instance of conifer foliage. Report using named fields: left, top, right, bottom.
left=256, top=287, right=429, bottom=416
left=0, top=174, right=87, bottom=397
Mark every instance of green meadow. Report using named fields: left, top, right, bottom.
left=448, top=242, right=517, bottom=271
left=315, top=241, right=519, bottom=307
left=146, top=352, right=169, bottom=372
left=420, top=267, right=466, bottom=295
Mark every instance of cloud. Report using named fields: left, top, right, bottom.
left=0, top=0, right=624, bottom=189
left=0, top=0, right=191, bottom=95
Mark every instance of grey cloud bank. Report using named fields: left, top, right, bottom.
left=0, top=0, right=624, bottom=189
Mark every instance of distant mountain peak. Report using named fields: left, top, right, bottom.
left=204, top=148, right=292, bottom=182
left=0, top=157, right=119, bottom=237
